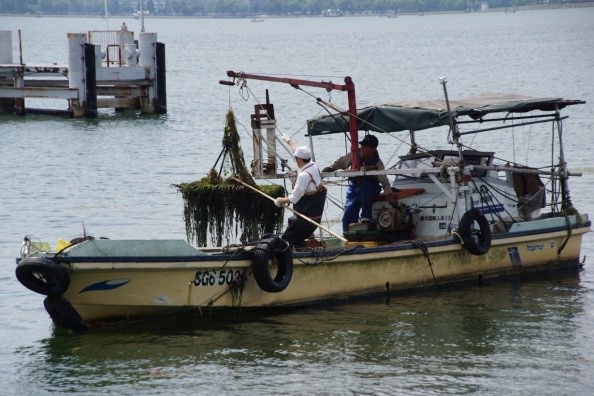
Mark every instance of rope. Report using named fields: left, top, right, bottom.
left=470, top=180, right=514, bottom=226
left=410, top=240, right=441, bottom=291
left=205, top=268, right=249, bottom=309
left=557, top=215, right=573, bottom=256
left=293, top=245, right=361, bottom=266
left=235, top=76, right=324, bottom=147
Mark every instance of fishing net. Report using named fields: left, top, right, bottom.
left=174, top=109, right=285, bottom=247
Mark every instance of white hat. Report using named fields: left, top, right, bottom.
left=293, top=146, right=311, bottom=160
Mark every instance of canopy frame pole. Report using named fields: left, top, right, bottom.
left=555, top=108, right=572, bottom=211
left=440, top=78, right=468, bottom=219
left=458, top=116, right=567, bottom=136
left=440, top=78, right=460, bottom=149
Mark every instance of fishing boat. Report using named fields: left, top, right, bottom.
left=15, top=71, right=589, bottom=331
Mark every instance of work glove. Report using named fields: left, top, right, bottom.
left=274, top=198, right=284, bottom=207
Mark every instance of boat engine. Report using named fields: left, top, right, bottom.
left=373, top=201, right=408, bottom=231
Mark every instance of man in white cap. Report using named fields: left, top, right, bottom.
left=275, top=146, right=327, bottom=247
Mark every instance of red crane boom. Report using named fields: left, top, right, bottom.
left=221, top=70, right=361, bottom=169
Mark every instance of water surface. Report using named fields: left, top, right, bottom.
left=1, top=9, right=594, bottom=394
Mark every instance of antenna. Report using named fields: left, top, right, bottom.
left=104, top=0, right=109, bottom=30
left=140, top=0, right=145, bottom=33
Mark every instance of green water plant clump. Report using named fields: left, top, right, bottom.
left=176, top=176, right=285, bottom=247
left=174, top=109, right=286, bottom=247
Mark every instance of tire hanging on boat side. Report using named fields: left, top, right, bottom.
left=458, top=208, right=492, bottom=256
left=15, top=257, right=70, bottom=296
left=252, top=236, right=293, bottom=293
left=44, top=296, right=88, bottom=332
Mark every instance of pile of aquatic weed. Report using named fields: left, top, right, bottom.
left=174, top=109, right=285, bottom=247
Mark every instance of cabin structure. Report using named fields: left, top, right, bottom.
left=0, top=29, right=166, bottom=118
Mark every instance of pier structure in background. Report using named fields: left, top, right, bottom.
left=0, top=29, right=166, bottom=118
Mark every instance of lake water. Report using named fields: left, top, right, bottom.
left=1, top=8, right=594, bottom=394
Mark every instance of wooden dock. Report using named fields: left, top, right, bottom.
left=0, top=29, right=166, bottom=118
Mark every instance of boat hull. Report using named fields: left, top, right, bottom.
left=54, top=223, right=588, bottom=328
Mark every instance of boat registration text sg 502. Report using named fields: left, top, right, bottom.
left=192, top=269, right=243, bottom=287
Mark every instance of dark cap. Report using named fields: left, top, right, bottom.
left=359, top=134, right=378, bottom=147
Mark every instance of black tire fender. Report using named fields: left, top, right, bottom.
left=44, top=296, right=88, bottom=332
left=252, top=237, right=293, bottom=293
left=458, top=208, right=492, bottom=256
left=15, top=257, right=70, bottom=296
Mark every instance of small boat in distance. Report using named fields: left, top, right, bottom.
left=133, top=10, right=149, bottom=20
left=251, top=17, right=265, bottom=22
left=15, top=71, right=589, bottom=332
left=322, top=9, right=344, bottom=17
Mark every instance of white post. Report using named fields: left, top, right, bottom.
left=67, top=33, right=88, bottom=117
left=252, top=126, right=263, bottom=177
left=118, top=30, right=136, bottom=66
left=138, top=32, right=156, bottom=67
left=125, top=44, right=138, bottom=66
left=264, top=120, right=277, bottom=176
left=138, top=32, right=157, bottom=113
left=1, top=30, right=24, bottom=114
left=0, top=31, right=13, bottom=63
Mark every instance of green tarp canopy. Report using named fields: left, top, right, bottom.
left=306, top=93, right=584, bottom=136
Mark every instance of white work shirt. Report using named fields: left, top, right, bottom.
left=288, top=162, right=322, bottom=204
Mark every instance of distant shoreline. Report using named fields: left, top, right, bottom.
left=1, top=2, right=593, bottom=19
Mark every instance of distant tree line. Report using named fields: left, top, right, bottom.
left=0, top=0, right=588, bottom=16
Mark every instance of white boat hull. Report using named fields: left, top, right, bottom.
left=49, top=221, right=588, bottom=327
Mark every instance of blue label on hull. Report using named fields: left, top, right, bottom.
left=508, top=246, right=522, bottom=268
left=478, top=204, right=505, bottom=214
left=79, top=278, right=131, bottom=293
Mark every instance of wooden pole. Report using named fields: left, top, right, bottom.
left=229, top=177, right=347, bottom=242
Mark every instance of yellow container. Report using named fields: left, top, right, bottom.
left=55, top=239, right=71, bottom=251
